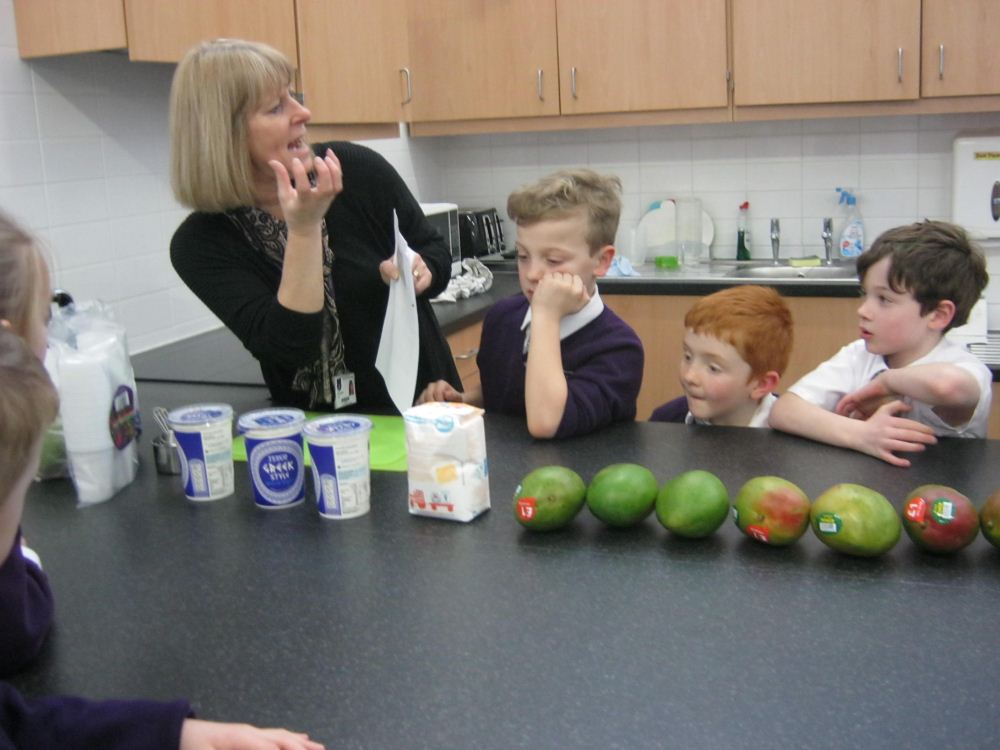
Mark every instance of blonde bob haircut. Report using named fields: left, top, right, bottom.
left=507, top=169, right=622, bottom=252
left=170, top=38, right=296, bottom=212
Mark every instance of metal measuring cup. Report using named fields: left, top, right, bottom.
left=151, top=406, right=181, bottom=475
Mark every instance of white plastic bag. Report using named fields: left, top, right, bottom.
left=48, top=301, right=140, bottom=505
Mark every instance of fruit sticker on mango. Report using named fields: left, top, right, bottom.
left=815, top=513, right=842, bottom=535
left=516, top=496, right=537, bottom=522
left=930, top=499, right=955, bottom=524
left=904, top=498, right=927, bottom=524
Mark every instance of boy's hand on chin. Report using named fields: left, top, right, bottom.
left=531, top=272, right=589, bottom=319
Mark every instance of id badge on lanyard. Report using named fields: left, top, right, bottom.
left=334, top=371, right=357, bottom=408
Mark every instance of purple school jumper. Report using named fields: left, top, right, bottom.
left=2, top=532, right=191, bottom=748
left=0, top=531, right=53, bottom=678
left=0, top=683, right=190, bottom=749
left=477, top=295, right=644, bottom=439
left=649, top=395, right=688, bottom=423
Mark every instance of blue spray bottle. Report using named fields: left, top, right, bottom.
left=837, top=189, right=864, bottom=258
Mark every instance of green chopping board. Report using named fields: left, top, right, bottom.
left=232, top=413, right=407, bottom=472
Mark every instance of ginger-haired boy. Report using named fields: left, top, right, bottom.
left=650, top=285, right=793, bottom=427
left=419, top=168, right=644, bottom=438
left=769, top=220, right=991, bottom=467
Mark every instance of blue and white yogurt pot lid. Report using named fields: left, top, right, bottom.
left=167, top=403, right=233, bottom=427
left=237, top=407, right=306, bottom=434
left=303, top=414, right=373, bottom=439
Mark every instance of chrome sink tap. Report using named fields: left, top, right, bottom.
left=770, top=218, right=780, bottom=264
left=821, top=217, right=834, bottom=265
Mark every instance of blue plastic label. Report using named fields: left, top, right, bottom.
left=309, top=417, right=369, bottom=436
left=238, top=409, right=304, bottom=434
left=247, top=435, right=305, bottom=507
left=171, top=406, right=229, bottom=425
left=310, top=444, right=341, bottom=516
left=174, top=430, right=210, bottom=498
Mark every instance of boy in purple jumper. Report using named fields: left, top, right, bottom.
left=419, top=169, right=644, bottom=438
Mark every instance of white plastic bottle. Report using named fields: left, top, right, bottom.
left=839, top=192, right=864, bottom=258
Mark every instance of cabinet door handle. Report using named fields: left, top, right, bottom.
left=570, top=66, right=578, bottom=99
left=537, top=68, right=544, bottom=101
left=455, top=348, right=479, bottom=360
left=938, top=44, right=945, bottom=79
left=897, top=48, right=904, bottom=83
left=400, top=67, right=413, bottom=105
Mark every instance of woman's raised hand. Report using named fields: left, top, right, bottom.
left=268, top=148, right=342, bottom=234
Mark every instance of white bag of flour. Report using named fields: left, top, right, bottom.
left=402, top=402, right=490, bottom=522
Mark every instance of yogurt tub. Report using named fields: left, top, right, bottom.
left=237, top=408, right=306, bottom=509
left=167, top=404, right=234, bottom=501
left=303, top=415, right=373, bottom=519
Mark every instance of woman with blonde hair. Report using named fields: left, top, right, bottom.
left=169, top=38, right=460, bottom=412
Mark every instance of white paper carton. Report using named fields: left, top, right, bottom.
left=402, top=402, right=490, bottom=522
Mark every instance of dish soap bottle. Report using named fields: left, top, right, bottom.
left=737, top=201, right=751, bottom=261
left=838, top=190, right=864, bottom=258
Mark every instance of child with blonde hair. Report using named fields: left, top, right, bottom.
left=0, top=210, right=323, bottom=750
left=419, top=169, right=644, bottom=438
left=0, top=212, right=55, bottom=676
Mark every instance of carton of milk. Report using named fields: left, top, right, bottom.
left=402, top=402, right=490, bottom=522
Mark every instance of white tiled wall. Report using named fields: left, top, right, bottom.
left=427, top=114, right=1000, bottom=328
left=3, top=0, right=1000, bottom=350
left=0, top=0, right=436, bottom=353
left=0, top=1, right=195, bottom=354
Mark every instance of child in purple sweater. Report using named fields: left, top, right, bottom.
left=419, top=169, right=644, bottom=438
left=0, top=211, right=323, bottom=749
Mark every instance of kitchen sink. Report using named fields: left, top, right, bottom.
left=724, top=264, right=858, bottom=280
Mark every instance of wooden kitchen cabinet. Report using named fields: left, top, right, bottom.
left=297, top=0, right=408, bottom=129
left=13, top=0, right=127, bottom=58
left=447, top=320, right=484, bottom=395
left=920, top=0, right=1000, bottom=98
left=406, top=0, right=729, bottom=129
left=732, top=0, right=920, bottom=107
left=604, top=294, right=859, bottom=422
left=123, top=0, right=297, bottom=63
left=405, top=0, right=559, bottom=122
left=557, top=0, right=728, bottom=116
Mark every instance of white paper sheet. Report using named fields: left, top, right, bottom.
left=376, top=211, right=420, bottom=415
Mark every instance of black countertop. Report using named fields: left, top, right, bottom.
left=12, top=380, right=1000, bottom=750
left=133, top=267, right=860, bottom=385
left=481, top=256, right=863, bottom=298
left=131, top=274, right=523, bottom=385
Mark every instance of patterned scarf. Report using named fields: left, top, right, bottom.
left=227, top=207, right=346, bottom=408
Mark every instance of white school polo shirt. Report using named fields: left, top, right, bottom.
left=787, top=337, right=992, bottom=438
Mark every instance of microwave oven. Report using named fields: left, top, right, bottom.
left=419, top=202, right=461, bottom=277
